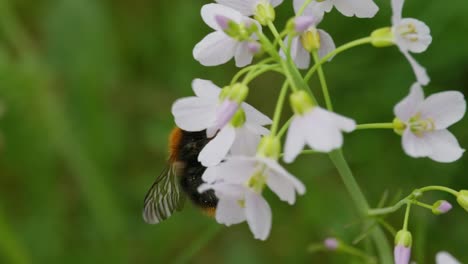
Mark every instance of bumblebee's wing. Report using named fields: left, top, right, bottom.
left=142, top=164, right=185, bottom=224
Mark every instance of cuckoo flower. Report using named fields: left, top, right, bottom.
left=393, top=83, right=466, bottom=163
left=391, top=0, right=432, bottom=85
left=199, top=136, right=305, bottom=240
left=216, top=0, right=284, bottom=17
left=193, top=4, right=261, bottom=67
left=293, top=0, right=378, bottom=19
left=284, top=91, right=356, bottom=163
left=281, top=14, right=335, bottom=69
left=436, top=252, right=461, bottom=264
left=172, top=79, right=271, bottom=141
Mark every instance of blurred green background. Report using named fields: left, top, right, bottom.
left=0, top=0, right=467, bottom=263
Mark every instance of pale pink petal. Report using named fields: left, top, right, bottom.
left=426, top=130, right=465, bottom=163
left=436, top=252, right=461, bottom=264
left=260, top=158, right=306, bottom=195
left=394, top=245, right=411, bottom=264
left=235, top=42, right=254, bottom=67
left=294, top=0, right=331, bottom=17
left=333, top=0, right=379, bottom=18
left=419, top=91, right=466, bottom=129
left=401, top=129, right=432, bottom=158
left=395, top=19, right=432, bottom=54
left=266, top=172, right=297, bottom=204
left=201, top=3, right=244, bottom=30
left=304, top=119, right=343, bottom=152
left=215, top=0, right=258, bottom=16
left=270, top=0, right=285, bottom=8
left=283, top=116, right=306, bottom=163
left=391, top=0, right=404, bottom=25
left=172, top=97, right=216, bottom=131
left=245, top=191, right=272, bottom=240
left=192, top=79, right=222, bottom=99
left=199, top=125, right=236, bottom=167
left=293, top=36, right=311, bottom=69
left=230, top=126, right=262, bottom=156
left=394, top=83, right=424, bottom=122
left=317, top=29, right=336, bottom=61
left=245, top=123, right=270, bottom=136
left=210, top=157, right=256, bottom=184
left=242, top=103, right=272, bottom=126
left=400, top=49, right=430, bottom=86
left=193, top=31, right=238, bottom=66
left=216, top=197, right=247, bottom=225
left=318, top=108, right=356, bottom=132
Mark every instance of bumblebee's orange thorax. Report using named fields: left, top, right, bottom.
left=169, top=127, right=183, bottom=162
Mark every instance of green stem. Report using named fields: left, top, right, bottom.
left=312, top=51, right=333, bottom=111
left=356, top=123, right=395, bottom=130
left=418, top=186, right=458, bottom=196
left=296, top=0, right=314, bottom=17
left=305, top=37, right=372, bottom=82
left=231, top=58, right=275, bottom=85
left=242, top=64, right=282, bottom=85
left=412, top=200, right=433, bottom=211
left=340, top=243, right=377, bottom=263
left=270, top=81, right=290, bottom=135
left=368, top=196, right=411, bottom=216
left=277, top=117, right=292, bottom=138
left=403, top=202, right=411, bottom=230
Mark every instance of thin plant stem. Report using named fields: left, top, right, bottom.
left=242, top=64, right=282, bottom=85
left=312, top=51, right=333, bottom=111
left=356, top=123, right=395, bottom=130
left=403, top=202, right=412, bottom=230
left=231, top=58, right=275, bottom=85
left=270, top=81, right=290, bottom=135
left=412, top=200, right=433, bottom=211
left=305, top=37, right=372, bottom=82
left=277, top=117, right=292, bottom=138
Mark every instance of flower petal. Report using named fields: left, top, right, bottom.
left=242, top=102, right=272, bottom=126
left=317, top=29, right=336, bottom=61
left=260, top=157, right=306, bottom=195
left=216, top=197, right=247, bottom=226
left=270, top=0, right=285, bottom=8
left=292, top=36, right=311, bottom=69
left=401, top=129, right=432, bottom=158
left=400, top=49, right=430, bottom=86
left=320, top=108, right=357, bottom=132
left=419, top=91, right=466, bottom=129
left=245, top=191, right=272, bottom=240
left=215, top=0, right=258, bottom=16
left=426, top=130, right=465, bottom=163
left=235, top=42, right=254, bottom=67
left=333, top=0, right=379, bottom=18
left=205, top=156, right=256, bottom=184
left=391, top=0, right=404, bottom=25
left=304, top=119, right=343, bottom=152
left=172, top=97, right=216, bottom=131
left=294, top=0, right=331, bottom=17
left=394, top=83, right=425, bottom=122
left=192, top=79, right=222, bottom=99
left=201, top=3, right=244, bottom=30
left=394, top=245, right=411, bottom=264
left=193, top=31, right=238, bottom=66
left=230, top=126, right=262, bottom=156
left=436, top=252, right=461, bottom=264
left=198, top=125, right=236, bottom=167
left=283, top=116, right=306, bottom=163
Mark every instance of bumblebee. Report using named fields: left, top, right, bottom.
left=142, top=128, right=218, bottom=224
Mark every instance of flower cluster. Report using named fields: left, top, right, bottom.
left=169, top=0, right=466, bottom=260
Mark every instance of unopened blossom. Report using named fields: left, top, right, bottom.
left=394, top=230, right=412, bottom=264
left=391, top=0, right=432, bottom=85
left=198, top=108, right=270, bottom=167
left=394, top=83, right=466, bottom=163
left=436, top=252, right=461, bottom=264
left=172, top=79, right=271, bottom=140
left=431, top=200, right=452, bottom=215
left=280, top=14, right=335, bottom=69
left=193, top=4, right=261, bottom=67
left=199, top=137, right=305, bottom=240
left=216, top=0, right=284, bottom=17
left=324, top=238, right=339, bottom=251
left=284, top=91, right=356, bottom=163
left=293, top=0, right=378, bottom=19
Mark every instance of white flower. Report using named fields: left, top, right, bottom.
left=394, top=83, right=466, bottom=163
left=293, top=0, right=378, bottom=19
left=193, top=4, right=261, bottom=67
left=215, top=0, right=284, bottom=17
left=280, top=14, right=335, bottom=69
left=199, top=155, right=306, bottom=240
left=436, top=252, right=460, bottom=264
left=391, top=0, right=432, bottom=85
left=198, top=111, right=270, bottom=167
left=284, top=91, right=356, bottom=163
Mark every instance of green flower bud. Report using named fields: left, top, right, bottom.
left=457, top=190, right=468, bottom=212
left=220, top=83, right=249, bottom=103
left=431, top=200, right=453, bottom=215
left=254, top=3, right=275, bottom=25
left=371, top=27, right=395, bottom=48
left=257, top=135, right=281, bottom=159
left=290, top=90, right=315, bottom=115
left=393, top=117, right=406, bottom=136
left=395, top=230, right=412, bottom=247
left=230, top=109, right=246, bottom=128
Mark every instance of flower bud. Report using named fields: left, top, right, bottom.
left=394, top=230, right=412, bottom=264
left=324, top=238, right=339, bottom=251
left=432, top=200, right=453, bottom=215
left=290, top=90, right=315, bottom=115
left=230, top=108, right=246, bottom=128
left=456, top=190, right=468, bottom=212
left=257, top=135, right=281, bottom=159
left=300, top=28, right=321, bottom=52
left=254, top=3, right=275, bottom=25
left=371, top=27, right=395, bottom=47
left=220, top=83, right=249, bottom=103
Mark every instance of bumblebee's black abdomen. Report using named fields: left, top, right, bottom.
left=175, top=129, right=218, bottom=209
